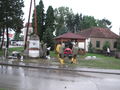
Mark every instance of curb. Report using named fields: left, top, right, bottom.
left=0, top=62, right=120, bottom=75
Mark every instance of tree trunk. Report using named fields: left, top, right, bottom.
left=6, top=27, right=9, bottom=48
left=5, top=26, right=9, bottom=58
left=0, top=28, right=5, bottom=49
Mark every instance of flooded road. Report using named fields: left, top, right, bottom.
left=0, top=65, right=120, bottom=90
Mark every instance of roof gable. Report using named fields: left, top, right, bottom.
left=55, top=32, right=85, bottom=39
left=79, top=27, right=119, bottom=39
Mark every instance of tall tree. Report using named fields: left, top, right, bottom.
left=43, top=6, right=55, bottom=48
left=74, top=13, right=81, bottom=33
left=0, top=0, right=24, bottom=48
left=45, top=6, right=54, bottom=32
left=80, top=15, right=97, bottom=30
left=32, top=0, right=45, bottom=41
left=96, top=19, right=112, bottom=29
left=66, top=13, right=74, bottom=32
left=14, top=32, right=22, bottom=41
left=54, top=7, right=73, bottom=36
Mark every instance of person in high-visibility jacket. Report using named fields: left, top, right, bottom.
left=56, top=42, right=65, bottom=64
left=56, top=42, right=61, bottom=57
left=71, top=43, right=79, bottom=64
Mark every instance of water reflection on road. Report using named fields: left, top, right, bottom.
left=0, top=65, right=120, bottom=90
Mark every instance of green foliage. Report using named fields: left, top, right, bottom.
left=54, top=7, right=73, bottom=36
left=88, top=42, right=94, bottom=53
left=45, top=6, right=54, bottom=30
left=102, top=41, right=110, bottom=51
left=42, top=6, right=55, bottom=49
left=66, top=13, right=75, bottom=32
left=14, top=32, right=22, bottom=40
left=80, top=15, right=97, bottom=30
left=96, top=19, right=112, bottom=29
left=0, top=0, right=24, bottom=31
left=74, top=13, right=81, bottom=32
left=0, top=0, right=24, bottom=48
left=43, top=28, right=55, bottom=49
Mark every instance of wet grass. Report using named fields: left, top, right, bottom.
left=77, top=53, right=120, bottom=69
left=0, top=88, right=7, bottom=90
left=8, top=47, right=24, bottom=53
left=0, top=47, right=24, bottom=56
left=50, top=52, right=120, bottom=69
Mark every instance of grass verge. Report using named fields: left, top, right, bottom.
left=77, top=53, right=120, bottom=69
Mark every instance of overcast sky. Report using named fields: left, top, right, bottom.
left=23, top=0, right=120, bottom=35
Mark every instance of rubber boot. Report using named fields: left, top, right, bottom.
left=73, top=58, right=77, bottom=64
left=71, top=58, right=74, bottom=64
left=57, top=54, right=59, bottom=58
left=59, top=58, right=65, bottom=64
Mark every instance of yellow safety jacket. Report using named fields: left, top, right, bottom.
left=56, top=44, right=61, bottom=53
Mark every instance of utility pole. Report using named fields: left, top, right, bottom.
left=24, top=0, right=32, bottom=50
left=24, top=0, right=38, bottom=50
left=34, top=0, right=37, bottom=34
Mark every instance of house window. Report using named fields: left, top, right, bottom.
left=96, top=41, right=100, bottom=48
left=114, top=42, right=117, bottom=48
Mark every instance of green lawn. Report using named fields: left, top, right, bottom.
left=77, top=53, right=120, bottom=69
left=0, top=89, right=7, bottom=90
left=0, top=47, right=24, bottom=56
left=8, top=47, right=24, bottom=53
left=50, top=52, right=120, bottom=69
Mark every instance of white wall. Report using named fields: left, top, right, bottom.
left=78, top=38, right=90, bottom=52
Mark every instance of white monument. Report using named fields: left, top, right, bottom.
left=28, top=34, right=40, bottom=58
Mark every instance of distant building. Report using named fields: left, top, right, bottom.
left=79, top=27, right=119, bottom=51
left=21, top=23, right=33, bottom=45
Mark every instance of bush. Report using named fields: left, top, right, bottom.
left=103, top=41, right=110, bottom=51
left=88, top=42, right=94, bottom=53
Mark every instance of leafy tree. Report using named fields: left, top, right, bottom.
left=43, top=28, right=54, bottom=49
left=96, top=19, right=112, bottom=29
left=74, top=13, right=81, bottom=33
left=43, top=6, right=55, bottom=48
left=54, top=7, right=73, bottom=36
left=45, top=6, right=54, bottom=31
left=14, top=32, right=22, bottom=41
left=103, top=41, right=110, bottom=51
left=88, top=42, right=94, bottom=53
left=80, top=15, right=97, bottom=30
left=66, top=13, right=74, bottom=33
left=32, top=0, right=45, bottom=41
left=0, top=0, right=24, bottom=48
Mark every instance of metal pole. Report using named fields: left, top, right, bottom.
left=24, top=0, right=33, bottom=50
left=34, top=0, right=37, bottom=34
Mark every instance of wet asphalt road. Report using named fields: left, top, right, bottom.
left=0, top=65, right=120, bottom=90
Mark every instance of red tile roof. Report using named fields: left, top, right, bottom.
left=55, top=32, right=86, bottom=39
left=79, top=27, right=119, bottom=39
